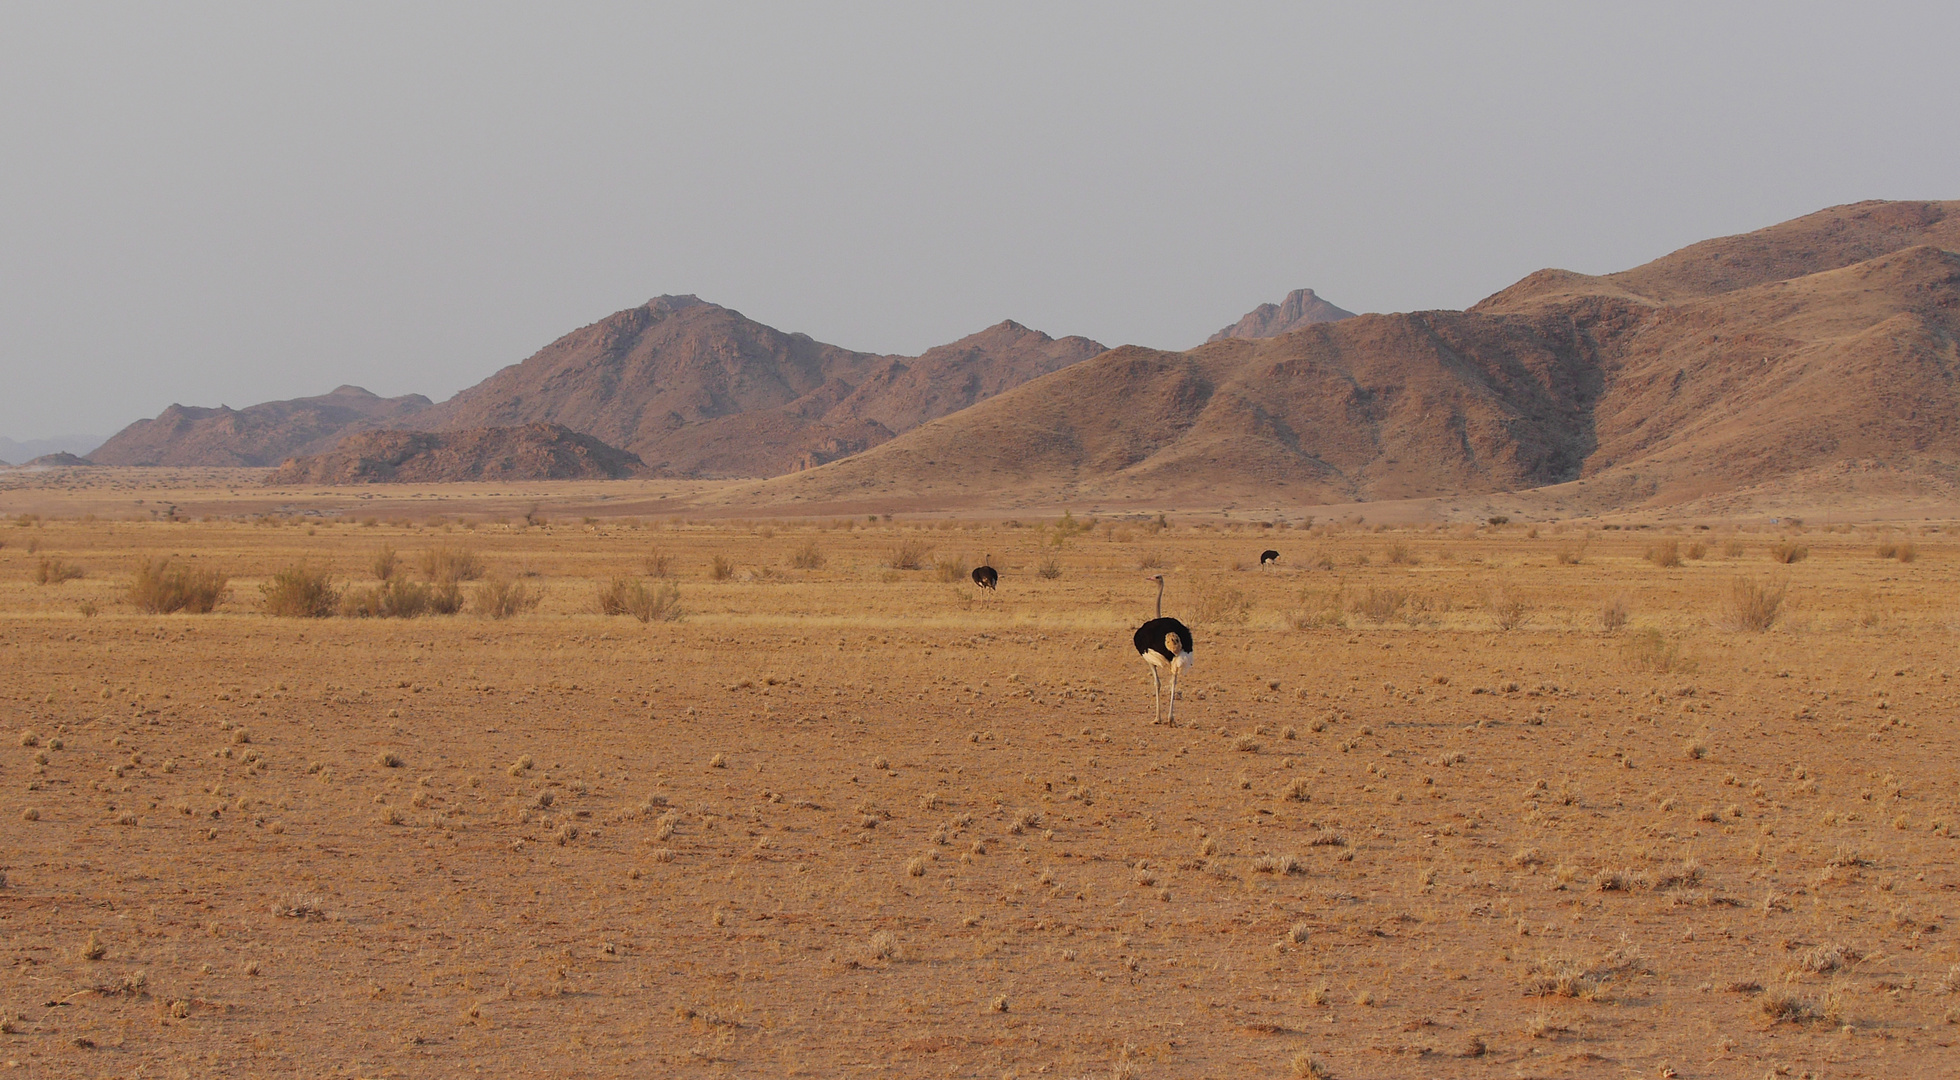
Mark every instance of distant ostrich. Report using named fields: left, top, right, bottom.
left=1259, top=549, right=1280, bottom=567
left=1133, top=574, right=1194, bottom=724
left=972, top=556, right=998, bottom=591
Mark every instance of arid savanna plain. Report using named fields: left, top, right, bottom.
left=2, top=470, right=1957, bottom=1078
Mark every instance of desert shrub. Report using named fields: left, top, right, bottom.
left=1645, top=539, right=1682, bottom=568
left=1351, top=587, right=1407, bottom=624
left=371, top=547, right=399, bottom=581
left=645, top=549, right=672, bottom=576
left=129, top=559, right=227, bottom=614
left=473, top=576, right=542, bottom=619
left=885, top=539, right=931, bottom=570
left=1877, top=540, right=1917, bottom=563
left=1722, top=538, right=1745, bottom=558
left=1485, top=587, right=1533, bottom=630
left=340, top=577, right=458, bottom=618
left=34, top=557, right=83, bottom=585
left=1192, top=581, right=1251, bottom=625
left=1383, top=542, right=1418, bottom=566
left=1599, top=595, right=1630, bottom=631
left=1624, top=628, right=1697, bottom=674
left=1555, top=544, right=1587, bottom=565
left=1685, top=542, right=1707, bottom=560
left=935, top=559, right=966, bottom=582
left=1486, top=515, right=1510, bottom=526
left=1137, top=551, right=1164, bottom=570
left=596, top=577, right=682, bottom=623
left=1721, top=577, right=1787, bottom=632
left=260, top=565, right=339, bottom=618
left=420, top=546, right=484, bottom=583
left=789, top=541, right=825, bottom=570
left=1036, top=556, right=1062, bottom=580
left=1289, top=587, right=1346, bottom=630
left=1770, top=542, right=1808, bottom=564
left=709, top=554, right=733, bottom=580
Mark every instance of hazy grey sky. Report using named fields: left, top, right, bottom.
left=3, top=2, right=1956, bottom=440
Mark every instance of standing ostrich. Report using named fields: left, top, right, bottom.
left=972, top=556, right=998, bottom=591
left=1134, top=574, right=1194, bottom=724
left=1259, top=549, right=1280, bottom=567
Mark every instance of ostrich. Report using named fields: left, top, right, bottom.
left=972, top=556, right=998, bottom=591
left=1133, top=574, right=1194, bottom=724
left=1259, top=549, right=1280, bottom=567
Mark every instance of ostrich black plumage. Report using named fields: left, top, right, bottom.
left=1259, top=549, right=1280, bottom=567
left=972, top=556, right=998, bottom=591
left=1133, top=574, right=1193, bottom=724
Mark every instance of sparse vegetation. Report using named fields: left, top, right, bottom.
left=1624, top=628, right=1697, bottom=674
left=596, top=577, right=682, bottom=622
left=473, top=575, right=542, bottom=619
left=790, top=541, right=825, bottom=570
left=421, top=546, right=484, bottom=583
left=1721, top=577, right=1788, bottom=631
left=34, top=556, right=84, bottom=585
left=1192, top=581, right=1251, bottom=624
left=1485, top=587, right=1532, bottom=630
left=1036, top=555, right=1063, bottom=580
left=885, top=539, right=931, bottom=570
left=129, top=559, right=227, bottom=614
left=1770, top=541, right=1809, bottom=564
left=1645, top=538, right=1682, bottom=568
left=260, top=565, right=339, bottom=617
left=340, top=577, right=461, bottom=618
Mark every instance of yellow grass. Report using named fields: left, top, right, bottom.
left=1, top=488, right=1957, bottom=1075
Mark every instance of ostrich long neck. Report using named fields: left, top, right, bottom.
left=1155, top=578, right=1163, bottom=619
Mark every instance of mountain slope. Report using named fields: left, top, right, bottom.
left=417, top=296, right=1103, bottom=476
left=91, top=385, right=433, bottom=467
left=1207, top=288, right=1356, bottom=343
left=264, top=423, right=648, bottom=484
left=743, top=200, right=1960, bottom=511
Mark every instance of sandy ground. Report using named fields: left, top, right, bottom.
left=2, top=500, right=1959, bottom=1078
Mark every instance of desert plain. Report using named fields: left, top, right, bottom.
left=1, top=471, right=1958, bottom=1079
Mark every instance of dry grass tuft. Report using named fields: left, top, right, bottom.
left=1193, top=581, right=1251, bottom=625
left=1485, top=588, right=1533, bottom=631
left=420, top=546, right=484, bottom=583
left=1599, top=595, right=1630, bottom=631
left=130, top=559, right=227, bottom=614
left=1036, top=555, right=1063, bottom=580
left=1351, top=587, right=1406, bottom=625
left=789, top=541, right=825, bottom=570
left=473, top=576, right=542, bottom=619
left=596, top=577, right=682, bottom=622
left=1720, top=577, right=1788, bottom=632
left=341, top=578, right=461, bottom=618
left=261, top=565, right=339, bottom=618
left=1770, top=541, right=1809, bottom=564
left=1645, top=539, right=1682, bottom=568
left=34, top=556, right=84, bottom=585
left=885, top=539, right=931, bottom=571
left=1289, top=1051, right=1333, bottom=1079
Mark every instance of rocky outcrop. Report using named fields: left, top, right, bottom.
left=264, top=423, right=648, bottom=484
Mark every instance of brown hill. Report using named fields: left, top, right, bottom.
left=743, top=200, right=1960, bottom=512
left=23, top=452, right=96, bottom=468
left=415, top=296, right=1103, bottom=477
left=93, top=385, right=433, bottom=467
left=264, top=423, right=647, bottom=485
left=1206, top=288, right=1356, bottom=343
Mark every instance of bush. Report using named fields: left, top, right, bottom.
left=1722, top=577, right=1787, bottom=632
left=1770, top=542, right=1808, bottom=564
left=340, top=577, right=459, bottom=618
left=1486, top=515, right=1510, bottom=526
left=260, top=565, right=338, bottom=618
left=1624, top=628, right=1697, bottom=674
left=1877, top=540, right=1917, bottom=563
left=709, top=555, right=734, bottom=580
left=371, top=547, right=399, bottom=581
left=1383, top=542, right=1418, bottom=566
left=473, top=576, right=542, bottom=619
left=34, top=557, right=83, bottom=585
left=130, top=559, right=227, bottom=614
left=1289, top=587, right=1346, bottom=630
left=596, top=577, right=682, bottom=622
left=1722, top=538, right=1746, bottom=558
left=885, top=539, right=931, bottom=571
left=1192, top=581, right=1251, bottom=625
left=420, top=546, right=484, bottom=583
left=645, top=549, right=672, bottom=576
left=934, top=559, right=966, bottom=582
left=1485, top=587, right=1532, bottom=630
left=1645, top=539, right=1682, bottom=568
left=1599, top=595, right=1630, bottom=632
left=1351, top=587, right=1407, bottom=624
left=1555, top=544, right=1587, bottom=565
left=789, top=541, right=825, bottom=570
left=1036, top=556, right=1062, bottom=580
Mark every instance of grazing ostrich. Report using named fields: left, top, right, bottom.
left=972, top=556, right=998, bottom=591
left=1259, top=549, right=1280, bottom=567
left=1133, top=574, right=1194, bottom=724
